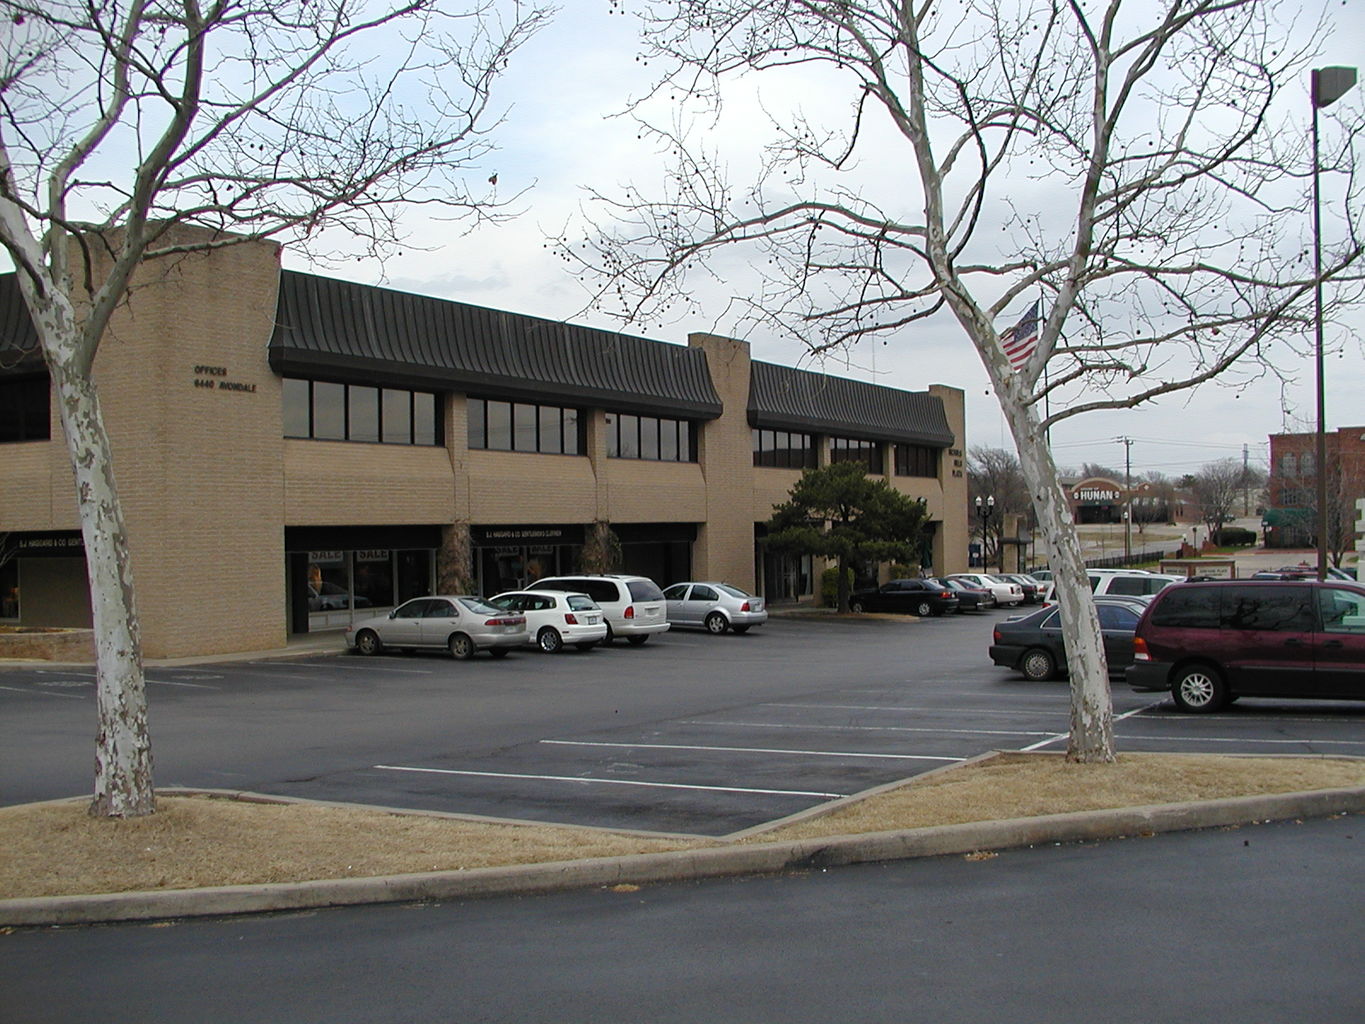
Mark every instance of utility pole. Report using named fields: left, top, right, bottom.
left=1120, top=437, right=1134, bottom=562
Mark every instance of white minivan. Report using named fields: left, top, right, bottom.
left=527, top=574, right=671, bottom=645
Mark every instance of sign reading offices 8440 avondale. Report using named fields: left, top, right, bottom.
left=192, top=364, right=257, bottom=394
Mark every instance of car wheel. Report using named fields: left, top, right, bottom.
left=850, top=599, right=866, bottom=613
left=626, top=635, right=650, bottom=646
left=448, top=633, right=475, bottom=660
left=488, top=647, right=510, bottom=659
left=913, top=600, right=933, bottom=617
left=601, top=623, right=615, bottom=645
left=704, top=612, right=728, bottom=635
left=1170, top=663, right=1227, bottom=713
left=537, top=627, right=564, bottom=654
left=353, top=629, right=382, bottom=656
left=1021, top=647, right=1058, bottom=681
left=731, top=625, right=750, bottom=635
left=575, top=642, right=597, bottom=652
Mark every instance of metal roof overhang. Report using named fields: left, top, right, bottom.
left=747, top=360, right=954, bottom=447
left=269, top=271, right=723, bottom=420
left=0, top=274, right=43, bottom=372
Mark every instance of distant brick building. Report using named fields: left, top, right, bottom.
left=1264, top=427, right=1365, bottom=550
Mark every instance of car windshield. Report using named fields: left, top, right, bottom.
left=717, top=584, right=750, bottom=598
left=567, top=595, right=599, bottom=611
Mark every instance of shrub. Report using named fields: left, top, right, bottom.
left=1214, top=526, right=1256, bottom=547
left=821, top=566, right=856, bottom=607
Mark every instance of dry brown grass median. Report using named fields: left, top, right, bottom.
left=2, top=752, right=1361, bottom=901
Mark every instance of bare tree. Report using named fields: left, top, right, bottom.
left=0, top=0, right=550, bottom=816
left=968, top=446, right=1030, bottom=569
left=557, top=0, right=1364, bottom=761
left=1188, top=458, right=1247, bottom=541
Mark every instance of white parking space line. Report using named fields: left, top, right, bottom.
left=1115, top=733, right=1365, bottom=748
left=146, top=679, right=220, bottom=690
left=685, top=719, right=1059, bottom=739
left=765, top=702, right=1075, bottom=717
left=295, top=660, right=437, bottom=675
left=540, top=739, right=961, bottom=762
left=1020, top=700, right=1164, bottom=752
left=0, top=684, right=84, bottom=699
left=373, top=764, right=848, bottom=799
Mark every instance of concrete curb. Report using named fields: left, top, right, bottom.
left=5, top=785, right=1362, bottom=927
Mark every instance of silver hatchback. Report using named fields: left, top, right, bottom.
left=663, top=581, right=768, bottom=634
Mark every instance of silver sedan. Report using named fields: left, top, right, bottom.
left=345, top=595, right=527, bottom=660
left=663, top=582, right=768, bottom=634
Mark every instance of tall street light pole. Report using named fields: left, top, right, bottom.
left=1312, top=65, right=1357, bottom=580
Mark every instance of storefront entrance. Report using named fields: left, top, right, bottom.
left=285, top=525, right=440, bottom=633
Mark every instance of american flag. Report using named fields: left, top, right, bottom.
left=999, top=300, right=1041, bottom=372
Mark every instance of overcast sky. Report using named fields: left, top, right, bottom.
left=280, top=4, right=1357, bottom=480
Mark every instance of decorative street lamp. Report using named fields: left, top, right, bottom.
left=1312, top=65, right=1357, bottom=580
left=975, top=495, right=996, bottom=571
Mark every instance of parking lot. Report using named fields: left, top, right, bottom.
left=2, top=610, right=1362, bottom=836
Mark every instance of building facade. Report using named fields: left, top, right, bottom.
left=1265, top=428, right=1365, bottom=550
left=0, top=240, right=968, bottom=658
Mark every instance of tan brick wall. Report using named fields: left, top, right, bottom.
left=689, top=333, right=757, bottom=588
left=92, top=233, right=285, bottom=658
left=0, top=442, right=70, bottom=526
left=928, top=384, right=969, bottom=574
left=285, top=441, right=455, bottom=524
left=467, top=451, right=600, bottom=523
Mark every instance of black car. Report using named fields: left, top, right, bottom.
left=989, top=597, right=1146, bottom=680
left=931, top=576, right=994, bottom=612
left=848, top=578, right=959, bottom=617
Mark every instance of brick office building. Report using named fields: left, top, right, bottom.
left=0, top=240, right=968, bottom=658
left=1264, top=427, right=1365, bottom=550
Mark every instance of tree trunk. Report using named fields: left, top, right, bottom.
left=50, top=354, right=155, bottom=817
left=1004, top=394, right=1115, bottom=763
left=836, top=554, right=852, bottom=612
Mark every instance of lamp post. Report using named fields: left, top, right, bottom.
left=1312, top=65, right=1357, bottom=580
left=975, top=495, right=996, bottom=571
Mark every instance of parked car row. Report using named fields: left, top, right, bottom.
left=345, top=574, right=769, bottom=659
left=847, top=572, right=1042, bottom=616
left=989, top=575, right=1365, bottom=713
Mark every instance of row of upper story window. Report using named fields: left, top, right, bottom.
left=2, top=374, right=940, bottom=477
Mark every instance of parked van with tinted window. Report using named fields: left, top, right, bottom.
left=1128, top=580, right=1365, bottom=712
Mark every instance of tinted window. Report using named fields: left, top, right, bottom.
left=1098, top=604, right=1140, bottom=629
left=627, top=580, right=665, bottom=601
left=692, top=585, right=718, bottom=601
left=718, top=584, right=750, bottom=598
left=1219, top=586, right=1314, bottom=632
left=349, top=386, right=379, bottom=443
left=282, top=377, right=311, bottom=437
left=394, top=598, right=433, bottom=617
left=1150, top=587, right=1220, bottom=628
left=1319, top=588, right=1365, bottom=634
left=663, top=584, right=689, bottom=600
left=426, top=600, right=457, bottom=617
left=1106, top=577, right=1149, bottom=596
left=567, top=595, right=598, bottom=611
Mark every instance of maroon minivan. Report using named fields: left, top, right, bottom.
left=1128, top=580, right=1365, bottom=712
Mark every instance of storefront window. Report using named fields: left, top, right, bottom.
left=1, top=561, right=18, bottom=620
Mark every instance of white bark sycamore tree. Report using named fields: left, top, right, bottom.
left=558, top=0, right=1364, bottom=761
left=0, top=0, right=550, bottom=816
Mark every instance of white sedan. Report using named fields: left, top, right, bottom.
left=487, top=589, right=609, bottom=653
left=948, top=573, right=1025, bottom=608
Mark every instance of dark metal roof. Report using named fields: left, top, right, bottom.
left=748, top=360, right=955, bottom=447
left=0, top=274, right=43, bottom=372
left=269, top=271, right=723, bottom=419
